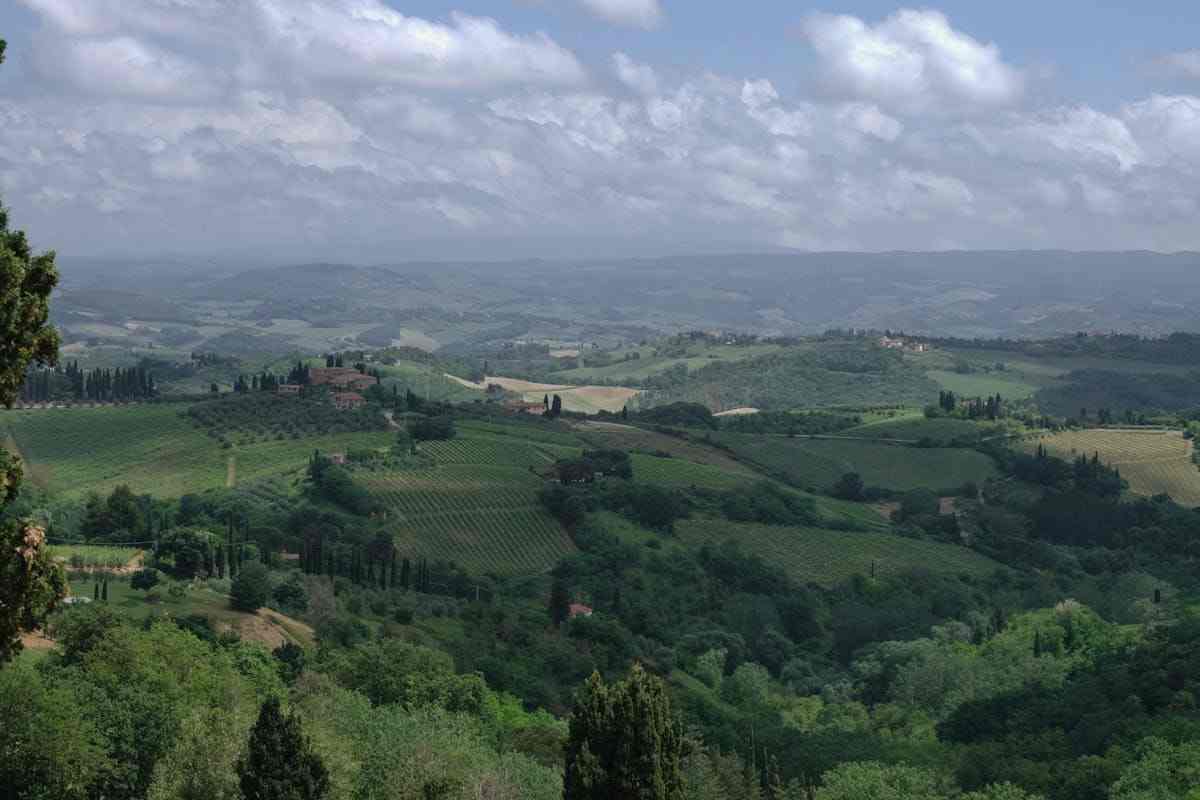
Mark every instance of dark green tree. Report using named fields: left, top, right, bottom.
left=237, top=697, right=330, bottom=800
left=550, top=579, right=571, bottom=627
left=563, top=663, right=684, bottom=800
left=231, top=562, right=271, bottom=612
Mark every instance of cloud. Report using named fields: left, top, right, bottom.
left=19, top=0, right=587, bottom=91
left=578, top=0, right=663, bottom=30
left=801, top=9, right=1022, bottom=114
left=1155, top=51, right=1200, bottom=79
left=5, top=1, right=1200, bottom=256
left=613, top=52, right=659, bottom=95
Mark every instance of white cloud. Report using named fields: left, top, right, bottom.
left=578, top=0, right=663, bottom=30
left=5, top=1, right=1200, bottom=256
left=613, top=52, right=659, bottom=95
left=801, top=9, right=1022, bottom=114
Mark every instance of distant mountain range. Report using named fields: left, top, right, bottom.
left=54, top=251, right=1200, bottom=344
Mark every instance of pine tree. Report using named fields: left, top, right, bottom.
left=563, top=663, right=684, bottom=800
left=237, top=697, right=330, bottom=800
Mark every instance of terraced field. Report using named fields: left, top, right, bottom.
left=362, top=433, right=579, bottom=574
left=1026, top=429, right=1200, bottom=506
left=709, top=433, right=998, bottom=493
left=677, top=519, right=1003, bottom=586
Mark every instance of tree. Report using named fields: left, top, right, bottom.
left=813, top=762, right=955, bottom=800
left=236, top=697, right=330, bottom=800
left=550, top=579, right=571, bottom=627
left=231, top=562, right=271, bottom=612
left=831, top=472, right=866, bottom=501
left=551, top=394, right=563, bottom=418
left=563, top=663, right=684, bottom=800
left=0, top=39, right=66, bottom=664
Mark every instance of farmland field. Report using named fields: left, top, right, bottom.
left=677, top=519, right=1002, bottom=586
left=709, top=433, right=998, bottom=492
left=844, top=416, right=1006, bottom=444
left=361, top=429, right=579, bottom=574
left=2, top=405, right=227, bottom=497
left=446, top=374, right=640, bottom=414
left=630, top=453, right=758, bottom=490
left=1, top=404, right=396, bottom=498
left=1024, top=429, right=1200, bottom=506
left=924, top=369, right=1040, bottom=400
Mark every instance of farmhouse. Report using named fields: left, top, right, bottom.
left=504, top=399, right=547, bottom=416
left=568, top=603, right=593, bottom=619
left=879, top=336, right=930, bottom=353
left=332, top=392, right=366, bottom=410
left=276, top=383, right=302, bottom=396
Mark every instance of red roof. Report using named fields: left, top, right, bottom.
left=568, top=603, right=593, bottom=618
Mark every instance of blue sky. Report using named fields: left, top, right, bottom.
left=1, top=1, right=1199, bottom=259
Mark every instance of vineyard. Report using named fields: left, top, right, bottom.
left=629, top=453, right=757, bottom=490
left=361, top=431, right=580, bottom=574
left=843, top=416, right=1004, bottom=445
left=1, top=405, right=226, bottom=497
left=709, top=433, right=998, bottom=493
left=1025, top=429, right=1200, bottom=507
left=1, top=404, right=396, bottom=498
left=677, top=519, right=1002, bottom=586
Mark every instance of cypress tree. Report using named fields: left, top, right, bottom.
left=550, top=579, right=571, bottom=627
left=563, top=663, right=684, bottom=800
left=101, top=578, right=108, bottom=602
left=93, top=582, right=99, bottom=601
left=400, top=558, right=411, bottom=590
left=237, top=697, right=330, bottom=800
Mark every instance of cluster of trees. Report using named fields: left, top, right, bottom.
left=186, top=393, right=389, bottom=444
left=931, top=390, right=1006, bottom=420
left=17, top=361, right=157, bottom=404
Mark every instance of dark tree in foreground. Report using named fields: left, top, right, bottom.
left=831, top=471, right=866, bottom=501
left=237, top=697, right=330, bottom=800
left=564, top=663, right=684, bottom=800
left=0, top=40, right=67, bottom=662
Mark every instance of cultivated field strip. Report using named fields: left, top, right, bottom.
left=678, top=519, right=1002, bottom=587
left=1027, top=429, right=1200, bottom=506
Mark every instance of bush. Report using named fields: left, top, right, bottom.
left=410, top=416, right=457, bottom=442
left=230, top=563, right=271, bottom=612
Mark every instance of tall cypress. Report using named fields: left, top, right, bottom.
left=563, top=664, right=684, bottom=800
left=237, top=697, right=329, bottom=800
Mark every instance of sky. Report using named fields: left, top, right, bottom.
left=2, top=0, right=1200, bottom=262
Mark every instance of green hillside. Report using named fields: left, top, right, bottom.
left=677, top=519, right=1003, bottom=586
left=709, top=433, right=998, bottom=493
left=1, top=404, right=394, bottom=498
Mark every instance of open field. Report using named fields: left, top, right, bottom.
left=447, top=374, right=640, bottom=414
left=575, top=424, right=757, bottom=475
left=710, top=433, right=998, bottom=493
left=924, top=370, right=1040, bottom=400
left=555, top=343, right=785, bottom=383
left=630, top=453, right=758, bottom=490
left=676, top=519, right=1003, bottom=587
left=2, top=404, right=395, bottom=498
left=48, top=545, right=140, bottom=570
left=1024, top=429, right=1200, bottom=506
